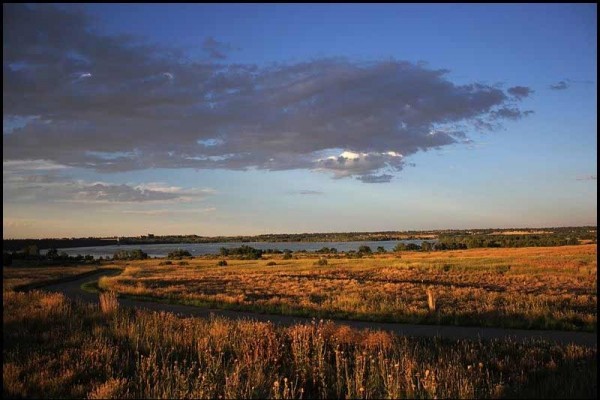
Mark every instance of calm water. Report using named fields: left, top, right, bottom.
left=45, top=239, right=432, bottom=258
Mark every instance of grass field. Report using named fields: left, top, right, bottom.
left=99, top=245, right=597, bottom=331
left=2, top=265, right=102, bottom=291
left=3, top=289, right=597, bottom=399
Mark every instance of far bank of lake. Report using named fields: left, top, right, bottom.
left=46, top=239, right=432, bottom=258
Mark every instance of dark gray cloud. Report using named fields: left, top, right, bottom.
left=550, top=81, right=569, bottom=90
left=491, top=107, right=534, bottom=120
left=507, top=86, right=533, bottom=99
left=357, top=174, right=393, bottom=183
left=202, top=36, right=237, bottom=59
left=3, top=4, right=534, bottom=183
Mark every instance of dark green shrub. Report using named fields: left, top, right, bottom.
left=218, top=245, right=263, bottom=260
left=217, top=260, right=228, bottom=266
left=113, top=249, right=148, bottom=260
left=358, top=245, right=372, bottom=254
left=167, top=249, right=192, bottom=259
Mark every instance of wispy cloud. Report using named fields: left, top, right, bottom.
left=3, top=4, right=535, bottom=183
left=291, top=190, right=324, bottom=195
left=3, top=166, right=215, bottom=204
left=3, top=217, right=36, bottom=229
left=2, top=159, right=69, bottom=171
left=357, top=174, right=393, bottom=183
left=550, top=81, right=569, bottom=90
left=576, top=175, right=597, bottom=181
left=507, top=86, right=534, bottom=99
left=202, top=36, right=238, bottom=59
left=120, top=207, right=216, bottom=215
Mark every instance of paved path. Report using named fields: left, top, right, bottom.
left=41, top=270, right=597, bottom=347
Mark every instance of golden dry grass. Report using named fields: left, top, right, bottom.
left=99, top=291, right=119, bottom=315
left=101, top=245, right=597, bottom=331
left=3, top=290, right=597, bottom=399
left=2, top=265, right=99, bottom=291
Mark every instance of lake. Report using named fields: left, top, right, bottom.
left=45, top=239, right=432, bottom=258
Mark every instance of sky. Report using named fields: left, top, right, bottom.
left=3, top=3, right=597, bottom=239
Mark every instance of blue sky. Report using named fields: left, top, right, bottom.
left=3, top=4, right=597, bottom=238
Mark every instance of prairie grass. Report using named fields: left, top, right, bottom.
left=3, top=290, right=597, bottom=399
left=101, top=245, right=597, bottom=331
left=99, top=291, right=119, bottom=315
left=2, top=265, right=99, bottom=291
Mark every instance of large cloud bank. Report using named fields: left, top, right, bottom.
left=3, top=4, right=533, bottom=183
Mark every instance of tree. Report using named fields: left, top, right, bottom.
left=376, top=246, right=386, bottom=253
left=113, top=249, right=148, bottom=260
left=357, top=245, right=372, bottom=254
left=46, top=247, right=59, bottom=259
left=393, top=243, right=407, bottom=252
left=167, top=249, right=192, bottom=259
left=22, top=244, right=39, bottom=257
left=405, top=243, right=421, bottom=251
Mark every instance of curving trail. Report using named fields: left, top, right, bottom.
left=40, top=269, right=597, bottom=347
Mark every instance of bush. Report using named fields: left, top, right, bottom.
left=358, top=245, right=372, bottom=254
left=46, top=247, right=59, bottom=259
left=394, top=243, right=421, bottom=252
left=282, top=251, right=293, bottom=260
left=266, top=261, right=276, bottom=266
left=158, top=260, right=173, bottom=266
left=113, top=249, right=148, bottom=261
left=178, top=261, right=189, bottom=266
left=217, top=260, right=228, bottom=266
left=376, top=246, right=386, bottom=253
left=314, top=257, right=328, bottom=266
left=167, top=249, right=192, bottom=259
left=219, top=245, right=263, bottom=260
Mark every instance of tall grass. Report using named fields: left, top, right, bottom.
left=101, top=245, right=597, bottom=331
left=99, top=291, right=119, bottom=315
left=426, top=287, right=436, bottom=312
left=3, top=290, right=597, bottom=399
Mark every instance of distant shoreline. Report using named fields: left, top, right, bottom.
left=3, top=226, right=596, bottom=252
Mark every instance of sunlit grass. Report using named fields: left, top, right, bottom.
left=2, top=265, right=99, bottom=291
left=101, top=245, right=597, bottom=331
left=3, top=290, right=597, bottom=399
